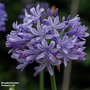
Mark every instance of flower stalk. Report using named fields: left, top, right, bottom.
left=39, top=63, right=44, bottom=90
left=50, top=65, right=57, bottom=90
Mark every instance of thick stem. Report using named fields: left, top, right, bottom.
left=61, top=60, right=72, bottom=90
left=39, top=63, right=44, bottom=90
left=50, top=66, right=57, bottom=90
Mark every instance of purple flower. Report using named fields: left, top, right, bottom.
left=0, top=3, right=7, bottom=31
left=30, top=5, right=44, bottom=20
left=33, top=57, right=61, bottom=77
left=44, top=16, right=65, bottom=37
left=5, top=4, right=89, bottom=77
left=62, top=15, right=80, bottom=30
left=14, top=42, right=40, bottom=71
left=57, top=35, right=74, bottom=54
left=30, top=20, right=53, bottom=41
left=11, top=50, right=31, bottom=71
left=12, top=21, right=33, bottom=33
left=65, top=22, right=89, bottom=40
left=24, top=5, right=44, bottom=24
left=36, top=39, right=58, bottom=62
left=6, top=21, right=35, bottom=50
left=75, top=47, right=86, bottom=61
left=6, top=32, right=27, bottom=48
left=54, top=8, right=58, bottom=17
left=44, top=8, right=53, bottom=18
left=19, top=2, right=49, bottom=19
left=6, top=30, right=34, bottom=49
left=56, top=48, right=78, bottom=67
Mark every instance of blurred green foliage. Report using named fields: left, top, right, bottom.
left=0, top=0, right=90, bottom=90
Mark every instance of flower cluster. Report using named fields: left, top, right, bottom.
left=6, top=4, right=89, bottom=76
left=0, top=3, right=7, bottom=31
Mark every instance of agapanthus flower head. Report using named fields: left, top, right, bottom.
left=0, top=2, right=7, bottom=31
left=6, top=4, right=89, bottom=76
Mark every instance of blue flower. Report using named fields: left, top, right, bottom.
left=56, top=48, right=78, bottom=67
left=33, top=56, right=61, bottom=76
left=54, top=8, right=58, bottom=17
left=30, top=20, right=53, bottom=41
left=14, top=42, right=40, bottom=71
left=0, top=3, right=7, bottom=31
left=6, top=30, right=35, bottom=49
left=65, top=22, right=89, bottom=40
left=44, top=16, right=65, bottom=37
left=57, top=35, right=74, bottom=54
left=44, top=8, right=53, bottom=18
left=75, top=47, right=86, bottom=61
left=24, top=5, right=44, bottom=25
left=5, top=4, right=89, bottom=76
left=36, top=39, right=58, bottom=62
left=19, top=2, right=49, bottom=19
left=62, top=15, right=80, bottom=30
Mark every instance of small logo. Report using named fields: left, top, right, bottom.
left=1, top=82, right=19, bottom=87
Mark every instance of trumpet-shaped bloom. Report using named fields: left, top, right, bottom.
left=30, top=20, right=53, bottom=41
left=19, top=2, right=49, bottom=19
left=62, top=15, right=80, bottom=30
left=24, top=5, right=44, bottom=25
left=6, top=31, right=34, bottom=49
left=13, top=42, right=40, bottom=71
left=57, top=35, right=74, bottom=54
left=36, top=39, right=58, bottom=62
left=56, top=48, right=78, bottom=67
left=44, top=16, right=65, bottom=37
left=65, top=22, right=89, bottom=40
left=34, top=57, right=61, bottom=77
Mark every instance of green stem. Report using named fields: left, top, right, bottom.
left=39, top=63, right=44, bottom=90
left=50, top=65, right=57, bottom=90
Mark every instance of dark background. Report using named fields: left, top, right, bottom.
left=0, top=0, right=90, bottom=90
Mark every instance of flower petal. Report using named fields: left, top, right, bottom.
left=49, top=41, right=55, bottom=49
left=40, top=8, right=44, bottom=13
left=51, top=60, right=61, bottom=65
left=48, top=16, right=53, bottom=25
left=57, top=44, right=61, bottom=49
left=16, top=63, right=28, bottom=71
left=36, top=52, right=45, bottom=59
left=46, top=35, right=53, bottom=39
left=33, top=71, right=39, bottom=77
left=30, top=7, right=38, bottom=16
left=68, top=54, right=78, bottom=60
left=63, top=58, right=68, bottom=67
left=55, top=22, right=65, bottom=29
left=37, top=20, right=41, bottom=32
left=36, top=63, right=46, bottom=72
left=37, top=44, right=44, bottom=51
left=62, top=48, right=68, bottom=54
left=42, top=39, right=48, bottom=47
left=49, top=53, right=56, bottom=62
left=50, top=48, right=58, bottom=53
left=36, top=59, right=46, bottom=63
left=36, top=4, right=40, bottom=14
left=30, top=28, right=40, bottom=35
left=56, top=53, right=63, bottom=58
left=26, top=55, right=34, bottom=61
left=54, top=16, right=59, bottom=25
left=47, top=63, right=53, bottom=76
